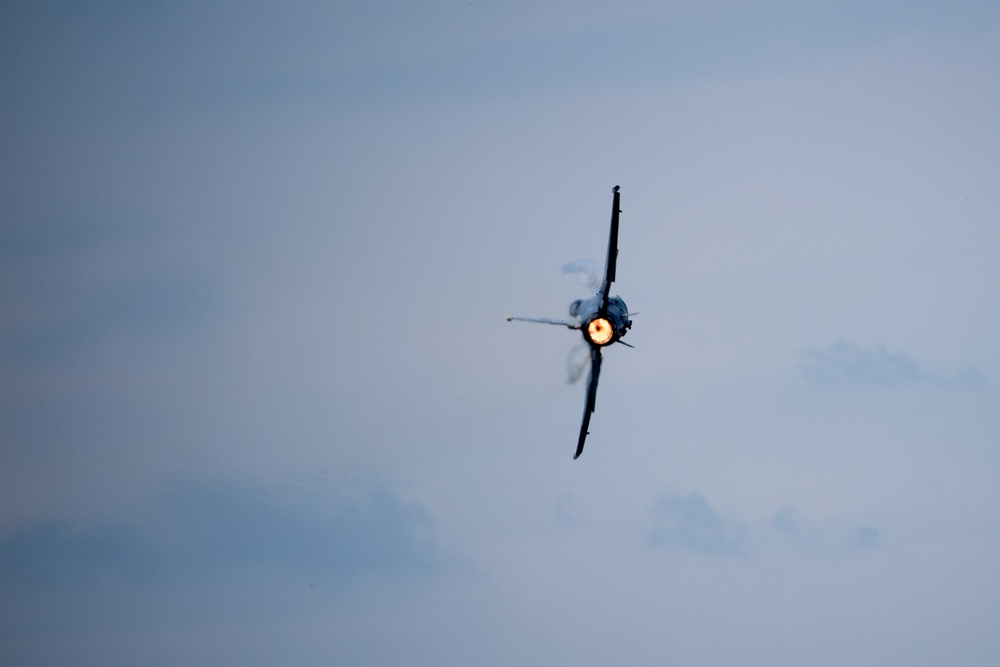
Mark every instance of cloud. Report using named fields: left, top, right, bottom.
left=641, top=493, right=884, bottom=559
left=799, top=341, right=987, bottom=390
left=0, top=477, right=443, bottom=633
left=769, top=506, right=882, bottom=556
left=644, top=492, right=744, bottom=555
left=853, top=525, right=880, bottom=550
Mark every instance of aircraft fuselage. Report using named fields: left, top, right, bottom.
left=570, top=295, right=632, bottom=347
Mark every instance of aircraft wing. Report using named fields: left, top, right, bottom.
left=506, top=316, right=579, bottom=329
left=574, top=345, right=602, bottom=459
left=599, top=185, right=621, bottom=313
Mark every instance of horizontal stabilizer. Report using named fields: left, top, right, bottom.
left=507, top=316, right=580, bottom=329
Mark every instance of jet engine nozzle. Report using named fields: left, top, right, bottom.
left=585, top=317, right=614, bottom=345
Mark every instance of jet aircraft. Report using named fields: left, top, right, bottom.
left=508, top=185, right=633, bottom=459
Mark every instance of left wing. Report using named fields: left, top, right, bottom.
left=574, top=345, right=602, bottom=459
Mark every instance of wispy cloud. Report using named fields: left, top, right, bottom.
left=799, top=341, right=987, bottom=390
left=769, top=506, right=882, bottom=556
left=643, top=492, right=744, bottom=555
left=640, top=493, right=883, bottom=559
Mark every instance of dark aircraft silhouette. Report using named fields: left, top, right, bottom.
left=508, top=185, right=633, bottom=459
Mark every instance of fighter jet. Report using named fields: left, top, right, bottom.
left=508, top=185, right=633, bottom=459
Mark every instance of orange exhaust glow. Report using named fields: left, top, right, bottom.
left=586, top=317, right=613, bottom=345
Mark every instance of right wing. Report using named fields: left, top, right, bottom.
left=599, top=185, right=621, bottom=313
left=574, top=345, right=602, bottom=459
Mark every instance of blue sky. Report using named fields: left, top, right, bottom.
left=3, top=1, right=1000, bottom=665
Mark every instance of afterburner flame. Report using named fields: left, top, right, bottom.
left=586, top=317, right=613, bottom=345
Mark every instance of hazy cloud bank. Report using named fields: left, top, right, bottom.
left=799, top=341, right=987, bottom=390
left=0, top=477, right=443, bottom=634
